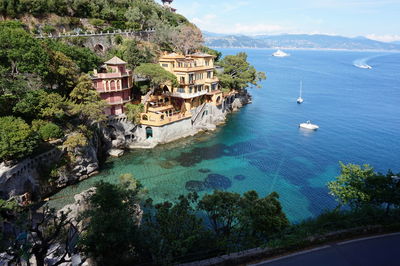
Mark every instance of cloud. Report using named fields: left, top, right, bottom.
left=193, top=19, right=287, bottom=35
left=366, top=34, right=400, bottom=43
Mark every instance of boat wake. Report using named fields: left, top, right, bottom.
left=353, top=57, right=373, bottom=69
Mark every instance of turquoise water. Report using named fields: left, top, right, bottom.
left=50, top=49, right=400, bottom=222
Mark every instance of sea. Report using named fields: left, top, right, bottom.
left=49, top=49, right=400, bottom=223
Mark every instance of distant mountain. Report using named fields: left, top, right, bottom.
left=204, top=33, right=400, bottom=51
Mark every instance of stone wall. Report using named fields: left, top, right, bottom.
left=130, top=92, right=247, bottom=147
left=0, top=149, right=63, bottom=199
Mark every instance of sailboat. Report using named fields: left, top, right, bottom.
left=297, top=81, right=304, bottom=104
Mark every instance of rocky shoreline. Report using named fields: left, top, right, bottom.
left=0, top=91, right=251, bottom=203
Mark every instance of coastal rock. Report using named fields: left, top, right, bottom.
left=198, top=168, right=211, bottom=173
left=108, top=148, right=125, bottom=157
left=234, top=174, right=246, bottom=181
left=204, top=174, right=232, bottom=190
left=231, top=98, right=243, bottom=112
left=185, top=180, right=206, bottom=192
left=58, top=187, right=96, bottom=226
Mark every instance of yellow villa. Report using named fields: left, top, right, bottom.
left=140, top=52, right=223, bottom=127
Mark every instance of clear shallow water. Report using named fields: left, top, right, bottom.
left=50, top=49, right=400, bottom=222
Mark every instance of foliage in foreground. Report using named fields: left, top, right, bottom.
left=328, top=162, right=400, bottom=212
left=79, top=183, right=289, bottom=265
left=3, top=163, right=400, bottom=265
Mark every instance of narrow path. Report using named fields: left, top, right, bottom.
left=252, top=233, right=400, bottom=266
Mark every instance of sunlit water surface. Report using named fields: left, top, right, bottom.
left=50, top=49, right=400, bottom=222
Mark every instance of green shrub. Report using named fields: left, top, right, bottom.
left=42, top=25, right=56, bottom=34
left=0, top=116, right=39, bottom=161
left=38, top=122, right=63, bottom=141
left=89, top=18, right=105, bottom=27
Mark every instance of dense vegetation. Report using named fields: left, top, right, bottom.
left=2, top=163, right=399, bottom=265
left=0, top=0, right=188, bottom=31
left=0, top=21, right=104, bottom=162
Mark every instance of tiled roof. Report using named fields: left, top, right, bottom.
left=104, top=56, right=127, bottom=65
left=189, top=52, right=215, bottom=57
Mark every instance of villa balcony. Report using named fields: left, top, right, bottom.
left=92, top=70, right=132, bottom=79
left=140, top=111, right=191, bottom=126
left=179, top=80, right=195, bottom=85
left=170, top=90, right=208, bottom=99
left=147, top=104, right=174, bottom=112
left=174, top=65, right=214, bottom=72
left=204, top=77, right=219, bottom=84
left=96, top=86, right=132, bottom=93
left=108, top=97, right=132, bottom=105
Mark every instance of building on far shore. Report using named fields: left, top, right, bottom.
left=91, top=56, right=133, bottom=116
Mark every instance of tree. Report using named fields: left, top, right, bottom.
left=0, top=116, right=39, bottom=161
left=13, top=90, right=67, bottom=121
left=239, top=191, right=289, bottom=245
left=69, top=75, right=108, bottom=123
left=123, top=40, right=155, bottom=69
left=46, top=51, right=80, bottom=95
left=173, top=24, right=203, bottom=55
left=217, top=52, right=266, bottom=92
left=141, top=193, right=211, bottom=265
left=198, top=190, right=289, bottom=251
left=328, top=162, right=376, bottom=208
left=134, top=63, right=178, bottom=103
left=125, top=0, right=159, bottom=31
left=43, top=39, right=101, bottom=73
left=125, top=103, right=144, bottom=124
left=200, top=46, right=222, bottom=62
left=37, top=122, right=63, bottom=141
left=0, top=21, right=49, bottom=76
left=198, top=191, right=241, bottom=240
left=79, top=182, right=143, bottom=265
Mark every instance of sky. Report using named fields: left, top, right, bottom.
left=156, top=0, right=400, bottom=42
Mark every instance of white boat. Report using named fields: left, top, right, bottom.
left=358, top=64, right=372, bottom=69
left=299, top=120, right=319, bottom=130
left=297, top=81, right=304, bottom=104
left=272, top=49, right=289, bottom=57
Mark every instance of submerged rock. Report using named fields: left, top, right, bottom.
left=204, top=174, right=232, bottom=190
left=159, top=160, right=178, bottom=169
left=198, top=168, right=211, bottom=173
left=185, top=180, right=206, bottom=192
left=234, top=175, right=246, bottom=181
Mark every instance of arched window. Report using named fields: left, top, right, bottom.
left=142, top=115, right=148, bottom=121
left=216, top=96, right=221, bottom=103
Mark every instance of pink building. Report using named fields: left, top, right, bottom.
left=91, top=56, right=133, bottom=116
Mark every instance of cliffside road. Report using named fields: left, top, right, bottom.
left=252, top=233, right=400, bottom=266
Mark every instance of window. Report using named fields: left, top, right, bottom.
left=207, top=71, right=212, bottom=79
left=162, top=64, right=168, bottom=67
left=205, top=60, right=209, bottom=66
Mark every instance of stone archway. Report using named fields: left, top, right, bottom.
left=146, top=127, right=153, bottom=139
left=94, top=43, right=105, bottom=53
